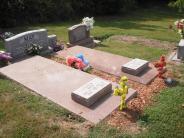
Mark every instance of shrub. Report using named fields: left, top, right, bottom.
left=0, top=0, right=136, bottom=28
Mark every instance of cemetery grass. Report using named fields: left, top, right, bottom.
left=0, top=41, right=3, bottom=51
left=95, top=39, right=168, bottom=61
left=88, top=86, right=184, bottom=138
left=0, top=76, right=85, bottom=138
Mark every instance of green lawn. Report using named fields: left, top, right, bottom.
left=1, top=71, right=184, bottom=138
left=89, top=86, right=184, bottom=138
left=21, top=8, right=181, bottom=43
left=0, top=41, right=3, bottom=51
left=0, top=77, right=84, bottom=138
left=96, top=39, right=168, bottom=61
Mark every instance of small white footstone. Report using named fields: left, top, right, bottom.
left=72, top=78, right=112, bottom=107
left=122, top=58, right=149, bottom=75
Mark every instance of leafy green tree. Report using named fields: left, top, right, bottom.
left=169, top=0, right=184, bottom=12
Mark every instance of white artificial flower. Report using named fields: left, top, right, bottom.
left=174, top=20, right=179, bottom=25
left=180, top=19, right=184, bottom=23
left=82, top=17, right=95, bottom=30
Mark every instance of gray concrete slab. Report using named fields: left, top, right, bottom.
left=57, top=46, right=158, bottom=84
left=0, top=56, right=137, bottom=124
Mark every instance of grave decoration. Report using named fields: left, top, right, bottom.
left=174, top=19, right=184, bottom=39
left=164, top=77, right=178, bottom=87
left=175, top=19, right=184, bottom=59
left=113, top=76, right=128, bottom=110
left=66, top=53, right=90, bottom=71
left=82, top=17, right=95, bottom=31
left=170, top=19, right=184, bottom=60
left=0, top=51, right=12, bottom=66
left=25, top=43, right=43, bottom=55
left=0, top=32, right=15, bottom=41
left=154, top=56, right=166, bottom=79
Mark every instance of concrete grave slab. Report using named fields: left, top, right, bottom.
left=122, top=58, right=149, bottom=75
left=57, top=46, right=158, bottom=85
left=0, top=56, right=137, bottom=124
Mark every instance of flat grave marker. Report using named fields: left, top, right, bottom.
left=122, top=58, right=149, bottom=75
left=72, top=78, right=112, bottom=107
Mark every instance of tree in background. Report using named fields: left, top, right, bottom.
left=169, top=0, right=184, bottom=12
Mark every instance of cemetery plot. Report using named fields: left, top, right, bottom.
left=0, top=56, right=136, bottom=124
left=57, top=46, right=157, bottom=84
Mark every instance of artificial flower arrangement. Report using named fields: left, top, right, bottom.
left=26, top=43, right=43, bottom=55
left=0, top=32, right=15, bottom=41
left=82, top=17, right=95, bottom=31
left=171, top=19, right=184, bottom=39
left=0, top=51, right=12, bottom=66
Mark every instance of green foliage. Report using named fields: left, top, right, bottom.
left=169, top=0, right=184, bottom=12
left=0, top=41, right=4, bottom=50
left=88, top=86, right=184, bottom=138
left=137, top=86, right=184, bottom=138
left=0, top=78, right=83, bottom=137
left=0, top=0, right=136, bottom=28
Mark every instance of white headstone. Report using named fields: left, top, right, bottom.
left=122, top=58, right=149, bottom=75
left=72, top=78, right=112, bottom=107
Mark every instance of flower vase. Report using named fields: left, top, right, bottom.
left=177, top=39, right=184, bottom=59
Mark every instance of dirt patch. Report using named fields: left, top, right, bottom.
left=110, top=35, right=176, bottom=50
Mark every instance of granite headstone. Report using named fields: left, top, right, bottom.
left=67, top=24, right=95, bottom=47
left=5, top=29, right=55, bottom=59
left=48, top=34, right=57, bottom=48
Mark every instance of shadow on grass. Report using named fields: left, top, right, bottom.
left=95, top=7, right=183, bottom=31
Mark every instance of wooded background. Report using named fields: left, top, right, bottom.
left=0, top=0, right=183, bottom=28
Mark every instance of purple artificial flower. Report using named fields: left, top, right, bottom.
left=0, top=51, right=12, bottom=62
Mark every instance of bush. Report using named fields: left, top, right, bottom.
left=169, top=0, right=184, bottom=12
left=0, top=0, right=136, bottom=28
